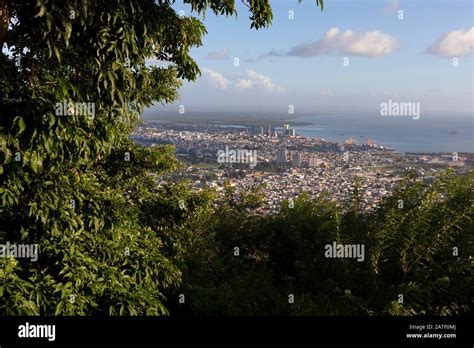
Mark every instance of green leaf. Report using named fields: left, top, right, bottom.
left=35, top=4, right=46, bottom=18
left=16, top=116, right=26, bottom=135
left=53, top=46, right=61, bottom=63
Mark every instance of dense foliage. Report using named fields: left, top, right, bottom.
left=1, top=0, right=472, bottom=316
left=0, top=0, right=278, bottom=315
left=177, top=171, right=473, bottom=315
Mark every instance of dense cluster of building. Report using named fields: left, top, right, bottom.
left=132, top=121, right=471, bottom=214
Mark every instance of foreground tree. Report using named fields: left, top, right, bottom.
left=178, top=171, right=473, bottom=315
left=0, top=0, right=323, bottom=315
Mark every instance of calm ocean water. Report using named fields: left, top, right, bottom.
left=293, top=114, right=473, bottom=154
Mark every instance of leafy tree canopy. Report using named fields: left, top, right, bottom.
left=0, top=0, right=322, bottom=315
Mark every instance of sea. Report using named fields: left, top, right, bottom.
left=292, top=114, right=473, bottom=154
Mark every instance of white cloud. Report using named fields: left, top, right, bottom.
left=246, top=69, right=283, bottom=93
left=291, top=27, right=400, bottom=57
left=200, top=68, right=282, bottom=94
left=201, top=67, right=231, bottom=89
left=427, top=27, right=474, bottom=57
left=260, top=27, right=399, bottom=59
left=207, top=48, right=229, bottom=60
left=235, top=79, right=253, bottom=90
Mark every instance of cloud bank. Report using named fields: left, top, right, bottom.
left=257, top=27, right=400, bottom=59
left=201, top=68, right=283, bottom=93
left=427, top=27, right=474, bottom=57
left=201, top=67, right=230, bottom=89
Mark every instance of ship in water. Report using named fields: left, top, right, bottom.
left=448, top=130, right=460, bottom=135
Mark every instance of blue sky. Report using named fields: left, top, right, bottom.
left=149, top=0, right=473, bottom=116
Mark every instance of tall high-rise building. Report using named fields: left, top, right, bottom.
left=290, top=128, right=296, bottom=137
left=292, top=152, right=301, bottom=167
left=277, top=148, right=287, bottom=164
left=267, top=125, right=272, bottom=137
left=283, top=124, right=290, bottom=136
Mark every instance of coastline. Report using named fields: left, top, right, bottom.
left=142, top=110, right=473, bottom=154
